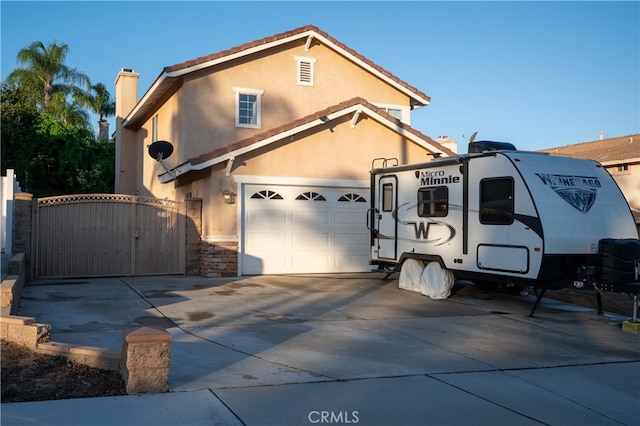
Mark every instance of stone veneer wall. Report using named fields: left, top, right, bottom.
left=185, top=198, right=203, bottom=276
left=12, top=193, right=33, bottom=279
left=200, top=241, right=238, bottom=277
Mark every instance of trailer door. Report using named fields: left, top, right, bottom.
left=376, top=175, right=398, bottom=260
left=468, top=156, right=532, bottom=275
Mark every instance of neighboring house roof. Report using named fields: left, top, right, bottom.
left=124, top=25, right=431, bottom=128
left=540, top=133, right=640, bottom=166
left=159, top=97, right=453, bottom=183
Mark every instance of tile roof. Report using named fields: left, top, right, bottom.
left=160, top=97, right=453, bottom=183
left=540, top=134, right=640, bottom=164
left=164, top=24, right=430, bottom=105
left=125, top=25, right=431, bottom=128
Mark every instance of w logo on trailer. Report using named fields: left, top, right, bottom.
left=535, top=173, right=601, bottom=212
left=554, top=188, right=596, bottom=212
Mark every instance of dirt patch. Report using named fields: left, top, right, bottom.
left=544, top=288, right=638, bottom=318
left=1, top=339, right=126, bottom=403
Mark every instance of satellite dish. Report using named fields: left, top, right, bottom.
left=469, top=131, right=478, bottom=143
left=148, top=140, right=174, bottom=161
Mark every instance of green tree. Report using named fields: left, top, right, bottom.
left=83, top=83, right=115, bottom=122
left=6, top=41, right=90, bottom=107
left=78, top=82, right=116, bottom=141
left=3, top=41, right=115, bottom=195
left=1, top=85, right=40, bottom=192
left=47, top=91, right=91, bottom=129
left=29, top=114, right=114, bottom=197
left=2, top=82, right=114, bottom=197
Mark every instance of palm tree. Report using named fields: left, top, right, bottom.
left=84, top=83, right=115, bottom=122
left=76, top=83, right=115, bottom=140
left=47, top=91, right=91, bottom=129
left=7, top=41, right=90, bottom=107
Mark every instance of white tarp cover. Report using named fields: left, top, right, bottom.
left=399, top=259, right=454, bottom=300
left=420, top=262, right=454, bottom=300
left=398, top=258, right=424, bottom=293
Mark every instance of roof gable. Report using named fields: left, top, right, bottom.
left=541, top=134, right=640, bottom=165
left=125, top=25, right=430, bottom=127
left=159, top=97, right=452, bottom=183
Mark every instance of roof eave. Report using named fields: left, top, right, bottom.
left=158, top=103, right=447, bottom=184
left=128, top=28, right=430, bottom=127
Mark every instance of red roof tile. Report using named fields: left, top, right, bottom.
left=541, top=134, right=640, bottom=163
left=186, top=97, right=452, bottom=168
left=164, top=25, right=430, bottom=104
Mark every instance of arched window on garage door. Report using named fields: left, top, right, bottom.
left=250, top=190, right=284, bottom=200
left=338, top=193, right=367, bottom=203
left=296, top=192, right=326, bottom=201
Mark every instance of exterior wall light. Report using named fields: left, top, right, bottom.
left=222, top=189, right=236, bottom=204
left=222, top=157, right=237, bottom=204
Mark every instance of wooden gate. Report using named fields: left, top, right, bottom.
left=33, top=194, right=186, bottom=278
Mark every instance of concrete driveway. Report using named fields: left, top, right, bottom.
left=5, top=273, right=640, bottom=425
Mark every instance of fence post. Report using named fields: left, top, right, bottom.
left=185, top=197, right=202, bottom=275
left=12, top=193, right=34, bottom=280
left=121, top=327, right=172, bottom=394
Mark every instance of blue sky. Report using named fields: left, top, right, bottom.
left=1, top=1, right=638, bottom=152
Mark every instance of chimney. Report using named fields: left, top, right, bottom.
left=114, top=68, right=140, bottom=194
left=115, top=68, right=139, bottom=120
left=437, top=136, right=458, bottom=154
left=98, top=120, right=109, bottom=142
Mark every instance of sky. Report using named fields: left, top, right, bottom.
left=1, top=1, right=638, bottom=152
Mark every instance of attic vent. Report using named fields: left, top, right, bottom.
left=295, top=56, right=317, bottom=86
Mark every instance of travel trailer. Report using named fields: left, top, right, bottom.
left=368, top=141, right=640, bottom=315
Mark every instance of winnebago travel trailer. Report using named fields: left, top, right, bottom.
left=368, top=141, right=640, bottom=315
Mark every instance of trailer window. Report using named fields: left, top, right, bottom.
left=480, top=178, right=514, bottom=225
left=418, top=187, right=448, bottom=217
left=382, top=183, right=393, bottom=212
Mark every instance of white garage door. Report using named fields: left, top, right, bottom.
left=242, top=185, right=371, bottom=274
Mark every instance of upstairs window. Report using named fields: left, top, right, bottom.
left=151, top=114, right=159, bottom=141
left=375, top=103, right=408, bottom=123
left=386, top=108, right=402, bottom=120
left=233, top=87, right=264, bottom=129
left=295, top=56, right=317, bottom=86
left=480, top=177, right=514, bottom=225
left=418, top=187, right=448, bottom=217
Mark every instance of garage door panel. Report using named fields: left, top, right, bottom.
left=246, top=210, right=288, bottom=226
left=245, top=255, right=286, bottom=275
left=337, top=255, right=371, bottom=270
left=293, top=233, right=330, bottom=248
left=292, top=211, right=331, bottom=225
left=243, top=184, right=371, bottom=274
left=292, top=255, right=332, bottom=272
left=246, top=233, right=287, bottom=250
left=335, top=233, right=369, bottom=247
left=335, top=211, right=366, bottom=225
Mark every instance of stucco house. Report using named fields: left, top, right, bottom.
left=115, top=25, right=453, bottom=276
left=541, top=133, right=640, bottom=235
